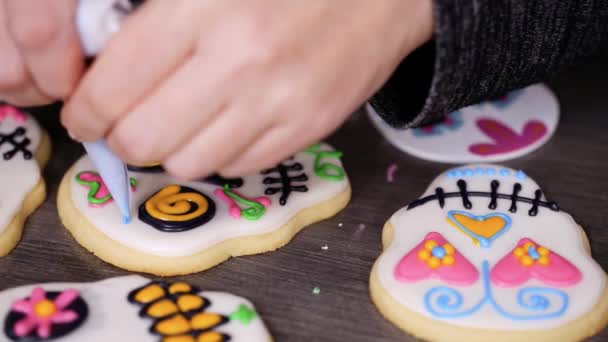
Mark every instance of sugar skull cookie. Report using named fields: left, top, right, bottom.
left=0, top=275, right=272, bottom=341
left=58, top=143, right=350, bottom=276
left=370, top=165, right=608, bottom=342
left=367, top=84, right=560, bottom=163
left=0, top=105, right=50, bottom=257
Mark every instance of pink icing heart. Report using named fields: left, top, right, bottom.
left=490, top=238, right=582, bottom=287
left=394, top=232, right=479, bottom=286
left=469, top=118, right=547, bottom=156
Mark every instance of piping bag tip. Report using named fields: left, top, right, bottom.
left=82, top=139, right=131, bottom=224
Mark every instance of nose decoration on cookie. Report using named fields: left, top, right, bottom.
left=491, top=238, right=582, bottom=287
left=447, top=211, right=511, bottom=248
left=394, top=232, right=479, bottom=286
left=138, top=185, right=216, bottom=232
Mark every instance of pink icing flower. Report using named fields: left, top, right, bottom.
left=490, top=238, right=582, bottom=287
left=394, top=232, right=479, bottom=286
left=0, top=105, right=26, bottom=123
left=11, top=288, right=79, bottom=339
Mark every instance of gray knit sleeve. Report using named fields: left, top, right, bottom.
left=369, top=0, right=608, bottom=128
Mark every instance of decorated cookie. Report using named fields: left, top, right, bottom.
left=0, top=105, right=51, bottom=258
left=0, top=275, right=272, bottom=341
left=370, top=165, right=608, bottom=342
left=58, top=143, right=350, bottom=276
left=367, top=84, right=560, bottom=163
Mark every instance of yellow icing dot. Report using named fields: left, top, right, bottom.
left=34, top=300, right=57, bottom=318
left=520, top=255, right=534, bottom=267
left=513, top=247, right=525, bottom=258
left=538, top=256, right=551, bottom=266
left=146, top=299, right=179, bottom=318
left=442, top=255, right=455, bottom=266
left=134, top=284, right=166, bottom=304
left=177, top=294, right=205, bottom=312
left=428, top=257, right=441, bottom=269
left=442, top=244, right=455, bottom=255
left=197, top=332, right=226, bottom=342
left=523, top=242, right=535, bottom=251
left=190, top=313, right=224, bottom=330
left=538, top=246, right=550, bottom=256
left=418, top=249, right=431, bottom=261
left=169, top=282, right=193, bottom=295
left=154, top=314, right=191, bottom=335
left=424, top=240, right=438, bottom=251
left=163, top=336, right=196, bottom=342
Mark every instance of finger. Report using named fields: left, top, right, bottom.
left=0, top=0, right=52, bottom=105
left=5, top=0, right=84, bottom=99
left=106, top=57, right=230, bottom=166
left=163, top=108, right=269, bottom=180
left=61, top=0, right=199, bottom=141
left=218, top=123, right=313, bottom=177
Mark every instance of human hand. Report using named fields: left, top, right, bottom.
left=62, top=0, right=433, bottom=179
left=0, top=0, right=83, bottom=106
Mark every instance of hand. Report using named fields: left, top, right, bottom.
left=62, top=0, right=432, bottom=179
left=0, top=0, right=83, bottom=106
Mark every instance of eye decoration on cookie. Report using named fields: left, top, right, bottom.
left=76, top=171, right=137, bottom=207
left=214, top=185, right=271, bottom=220
left=394, top=232, right=479, bottom=286
left=305, top=143, right=346, bottom=181
left=4, top=288, right=88, bottom=341
left=261, top=160, right=309, bottom=206
left=491, top=238, right=582, bottom=288
left=139, top=185, right=216, bottom=232
left=128, top=281, right=258, bottom=342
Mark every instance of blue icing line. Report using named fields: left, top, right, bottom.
left=500, top=168, right=511, bottom=176
left=463, top=169, right=474, bottom=177
left=516, top=170, right=527, bottom=180
left=424, top=261, right=569, bottom=320
left=474, top=167, right=485, bottom=176
left=486, top=168, right=496, bottom=176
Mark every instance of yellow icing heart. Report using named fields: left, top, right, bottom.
left=448, top=213, right=508, bottom=246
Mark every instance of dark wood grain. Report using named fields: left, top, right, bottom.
left=1, top=58, right=607, bottom=342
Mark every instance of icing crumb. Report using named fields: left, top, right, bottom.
left=338, top=222, right=343, bottom=227
left=387, top=163, right=398, bottom=183
left=312, top=287, right=321, bottom=295
left=321, top=245, right=329, bottom=250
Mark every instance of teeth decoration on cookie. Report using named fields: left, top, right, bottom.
left=0, top=106, right=48, bottom=258
left=0, top=276, right=272, bottom=341
left=60, top=143, right=350, bottom=275
left=370, top=164, right=608, bottom=341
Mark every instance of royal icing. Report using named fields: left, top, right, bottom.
left=0, top=107, right=43, bottom=240
left=374, top=164, right=606, bottom=330
left=67, top=143, right=349, bottom=258
left=0, top=276, right=272, bottom=341
left=367, top=84, right=560, bottom=163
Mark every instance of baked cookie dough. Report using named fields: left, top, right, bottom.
left=58, top=143, right=350, bottom=276
left=370, top=164, right=608, bottom=342
left=0, top=275, right=272, bottom=341
left=0, top=105, right=50, bottom=258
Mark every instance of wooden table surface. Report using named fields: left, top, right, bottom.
left=1, top=57, right=607, bottom=341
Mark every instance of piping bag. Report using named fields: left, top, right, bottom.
left=74, top=0, right=143, bottom=223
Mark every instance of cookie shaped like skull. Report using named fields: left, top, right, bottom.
left=375, top=165, right=606, bottom=330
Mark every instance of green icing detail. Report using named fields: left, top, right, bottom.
left=229, top=304, right=257, bottom=325
left=305, top=143, right=345, bottom=181
left=75, top=171, right=136, bottom=205
left=223, top=184, right=266, bottom=220
left=312, top=286, right=321, bottom=295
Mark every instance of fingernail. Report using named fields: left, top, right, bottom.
left=67, top=130, right=81, bottom=142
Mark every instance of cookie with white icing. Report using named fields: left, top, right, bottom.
left=0, top=105, right=50, bottom=258
left=0, top=275, right=272, bottom=341
left=58, top=143, right=350, bottom=276
left=370, top=165, right=608, bottom=342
